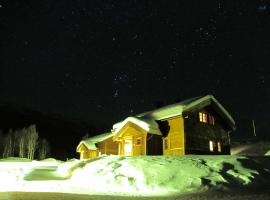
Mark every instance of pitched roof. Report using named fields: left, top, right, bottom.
left=112, top=116, right=162, bottom=136
left=113, top=95, right=236, bottom=134
left=76, top=132, right=113, bottom=151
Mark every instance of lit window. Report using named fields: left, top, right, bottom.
left=217, top=142, right=221, bottom=152
left=209, top=141, right=214, bottom=152
left=199, top=112, right=203, bottom=122
left=199, top=112, right=207, bottom=123
left=136, top=138, right=141, bottom=145
left=164, top=139, right=169, bottom=150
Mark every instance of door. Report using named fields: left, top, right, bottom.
left=124, top=139, right=133, bottom=156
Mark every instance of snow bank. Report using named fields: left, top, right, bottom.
left=231, top=141, right=270, bottom=156
left=0, top=155, right=270, bottom=196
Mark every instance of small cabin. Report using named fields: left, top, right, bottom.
left=76, top=95, right=236, bottom=158
left=76, top=132, right=118, bottom=160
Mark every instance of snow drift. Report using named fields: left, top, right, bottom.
left=0, top=155, right=270, bottom=196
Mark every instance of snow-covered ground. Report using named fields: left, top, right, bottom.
left=0, top=154, right=270, bottom=199
left=231, top=141, right=270, bottom=156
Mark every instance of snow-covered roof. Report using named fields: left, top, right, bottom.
left=141, top=95, right=234, bottom=122
left=113, top=95, right=236, bottom=134
left=112, top=116, right=162, bottom=136
left=77, top=132, right=113, bottom=151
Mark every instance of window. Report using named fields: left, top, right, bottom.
left=199, top=112, right=203, bottom=122
left=199, top=112, right=207, bottom=123
left=164, top=139, right=169, bottom=150
left=209, top=115, right=215, bottom=126
left=136, top=138, right=142, bottom=145
left=217, top=142, right=221, bottom=152
left=209, top=141, right=214, bottom=152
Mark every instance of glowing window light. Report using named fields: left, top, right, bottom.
left=199, top=112, right=207, bottom=123
left=217, top=142, right=221, bottom=152
left=209, top=141, right=214, bottom=152
left=199, top=112, right=203, bottom=122
left=202, top=113, right=207, bottom=123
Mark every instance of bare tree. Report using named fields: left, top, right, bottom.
left=0, top=130, right=3, bottom=158
left=13, top=130, right=20, bottom=157
left=26, top=125, right=39, bottom=160
left=38, top=138, right=50, bottom=160
left=17, top=128, right=28, bottom=158
left=2, top=129, right=14, bottom=158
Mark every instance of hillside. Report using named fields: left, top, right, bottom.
left=0, top=104, right=97, bottom=159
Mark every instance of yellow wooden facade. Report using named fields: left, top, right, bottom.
left=77, top=143, right=98, bottom=160
left=162, top=116, right=185, bottom=156
left=97, top=137, right=118, bottom=155
left=77, top=136, right=118, bottom=160
left=113, top=122, right=147, bottom=156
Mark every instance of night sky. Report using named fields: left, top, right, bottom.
left=1, top=1, right=270, bottom=139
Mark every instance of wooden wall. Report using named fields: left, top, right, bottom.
left=77, top=143, right=98, bottom=160
left=114, top=122, right=147, bottom=156
left=162, top=116, right=185, bottom=156
left=184, top=106, right=231, bottom=155
left=97, top=137, right=118, bottom=155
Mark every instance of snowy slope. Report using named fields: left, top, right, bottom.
left=0, top=155, right=270, bottom=196
left=231, top=141, right=270, bottom=156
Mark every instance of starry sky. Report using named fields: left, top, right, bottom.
left=1, top=1, right=270, bottom=138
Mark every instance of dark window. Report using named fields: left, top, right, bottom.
left=164, top=139, right=169, bottom=150
left=136, top=138, right=141, bottom=145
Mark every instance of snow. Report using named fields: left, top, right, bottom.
left=0, top=155, right=270, bottom=197
left=113, top=116, right=162, bottom=135
left=231, top=141, right=270, bottom=156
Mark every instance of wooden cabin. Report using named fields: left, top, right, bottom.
left=112, top=95, right=236, bottom=156
left=76, top=95, right=236, bottom=158
left=76, top=132, right=118, bottom=160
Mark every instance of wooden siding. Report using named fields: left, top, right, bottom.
left=77, top=137, right=118, bottom=160
left=162, top=116, right=185, bottom=156
left=184, top=106, right=231, bottom=155
left=77, top=143, right=98, bottom=160
left=113, top=122, right=147, bottom=156
left=96, top=137, right=118, bottom=155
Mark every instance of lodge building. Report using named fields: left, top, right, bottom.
left=76, top=95, right=236, bottom=159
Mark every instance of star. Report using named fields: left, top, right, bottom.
left=114, top=90, right=119, bottom=98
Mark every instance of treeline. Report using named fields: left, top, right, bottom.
left=0, top=124, right=50, bottom=160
